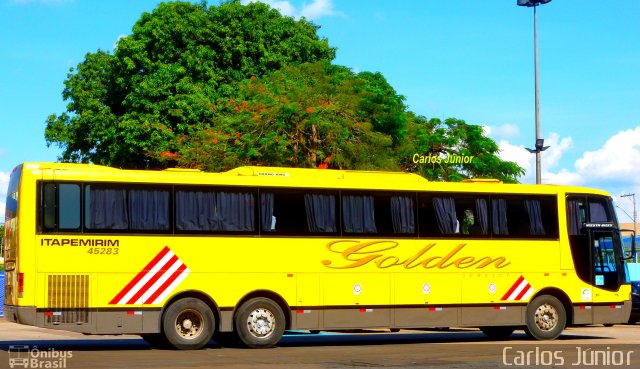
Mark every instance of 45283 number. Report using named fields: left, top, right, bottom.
left=87, top=247, right=119, bottom=255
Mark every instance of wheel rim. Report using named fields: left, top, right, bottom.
left=533, top=303, right=558, bottom=331
left=246, top=307, right=276, bottom=338
left=174, top=309, right=205, bottom=340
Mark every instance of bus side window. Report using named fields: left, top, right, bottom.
left=492, top=196, right=558, bottom=239
left=389, top=195, right=416, bottom=235
left=419, top=195, right=489, bottom=238
left=58, top=184, right=80, bottom=231
left=42, top=183, right=56, bottom=231
left=41, top=183, right=80, bottom=232
left=176, top=188, right=254, bottom=233
left=342, top=194, right=377, bottom=234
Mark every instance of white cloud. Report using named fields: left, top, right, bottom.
left=299, top=0, right=337, bottom=20
left=541, top=169, right=585, bottom=186
left=112, top=34, right=127, bottom=51
left=495, top=126, right=640, bottom=200
left=496, top=132, right=579, bottom=185
left=484, top=123, right=520, bottom=141
left=540, top=132, right=573, bottom=170
left=575, top=127, right=640, bottom=180
left=496, top=139, right=533, bottom=176
left=242, top=0, right=339, bottom=20
left=245, top=0, right=296, bottom=17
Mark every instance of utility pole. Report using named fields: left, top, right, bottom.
left=518, top=0, right=552, bottom=184
left=621, top=193, right=637, bottom=262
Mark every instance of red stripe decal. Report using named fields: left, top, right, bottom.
left=143, top=263, right=188, bottom=304
left=501, top=275, right=525, bottom=301
left=124, top=255, right=179, bottom=304
left=109, top=246, right=170, bottom=304
left=514, top=284, right=531, bottom=300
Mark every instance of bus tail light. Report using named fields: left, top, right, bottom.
left=18, top=273, right=24, bottom=294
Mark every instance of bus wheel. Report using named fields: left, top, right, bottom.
left=524, top=295, right=566, bottom=340
left=235, top=297, right=286, bottom=348
left=163, top=298, right=215, bottom=350
left=480, top=326, right=515, bottom=340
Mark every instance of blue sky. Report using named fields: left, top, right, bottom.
left=1, top=0, right=639, bottom=220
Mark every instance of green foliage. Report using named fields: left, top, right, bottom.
left=398, top=114, right=525, bottom=183
left=45, top=0, right=335, bottom=168
left=163, top=62, right=397, bottom=171
left=356, top=71, right=407, bottom=144
left=44, top=0, right=524, bottom=183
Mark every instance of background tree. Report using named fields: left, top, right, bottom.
left=45, top=0, right=524, bottom=183
left=161, top=62, right=398, bottom=171
left=397, top=114, right=525, bottom=183
left=45, top=0, right=335, bottom=168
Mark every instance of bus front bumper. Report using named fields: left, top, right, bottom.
left=3, top=305, right=37, bottom=326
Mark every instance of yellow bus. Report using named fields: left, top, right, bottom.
left=3, top=162, right=632, bottom=349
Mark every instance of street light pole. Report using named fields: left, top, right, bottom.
left=621, top=193, right=637, bottom=262
left=533, top=3, right=541, bottom=184
left=518, top=0, right=552, bottom=184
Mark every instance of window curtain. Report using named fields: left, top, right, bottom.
left=304, top=194, right=337, bottom=232
left=129, top=189, right=169, bottom=230
left=176, top=190, right=219, bottom=231
left=475, top=198, right=489, bottom=235
left=88, top=187, right=128, bottom=229
left=524, top=199, right=545, bottom=236
left=218, top=192, right=255, bottom=231
left=342, top=195, right=377, bottom=233
left=492, top=198, right=509, bottom=235
left=260, top=192, right=275, bottom=232
left=567, top=199, right=583, bottom=236
left=176, top=190, right=255, bottom=232
left=433, top=197, right=457, bottom=234
left=391, top=196, right=415, bottom=234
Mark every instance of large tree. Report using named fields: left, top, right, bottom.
left=158, top=61, right=399, bottom=171
left=45, top=0, right=524, bottom=183
left=45, top=0, right=335, bottom=168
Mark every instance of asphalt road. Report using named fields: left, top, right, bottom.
left=0, top=319, right=638, bottom=369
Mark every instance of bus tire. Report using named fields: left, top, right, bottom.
left=163, top=297, right=215, bottom=350
left=524, top=295, right=566, bottom=340
left=235, top=297, right=286, bottom=348
left=480, top=326, right=515, bottom=339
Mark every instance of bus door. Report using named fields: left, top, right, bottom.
left=567, top=195, right=626, bottom=298
left=585, top=226, right=625, bottom=293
